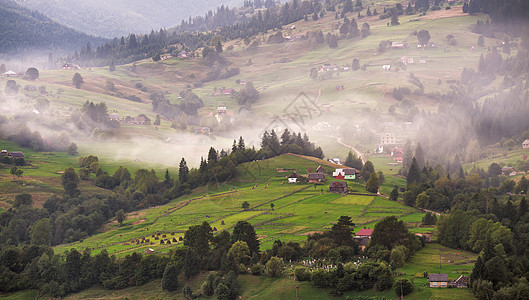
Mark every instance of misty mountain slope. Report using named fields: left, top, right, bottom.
left=14, top=0, right=245, bottom=38
left=0, top=0, right=105, bottom=54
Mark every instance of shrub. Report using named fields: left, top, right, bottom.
left=162, top=264, right=179, bottom=291
left=311, top=269, right=328, bottom=288
left=294, top=267, right=311, bottom=281
left=394, top=278, right=413, bottom=297
left=265, top=257, right=283, bottom=277
left=250, top=263, right=264, bottom=275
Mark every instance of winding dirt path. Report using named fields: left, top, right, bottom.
left=326, top=135, right=365, bottom=163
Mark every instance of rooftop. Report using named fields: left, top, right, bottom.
left=429, top=273, right=449, bottom=282
left=356, top=229, right=374, bottom=237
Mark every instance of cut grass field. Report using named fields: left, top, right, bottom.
left=330, top=194, right=374, bottom=205
left=52, top=154, right=425, bottom=256
left=0, top=290, right=39, bottom=300
left=394, top=243, right=477, bottom=299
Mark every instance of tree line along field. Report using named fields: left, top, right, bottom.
left=52, top=154, right=423, bottom=257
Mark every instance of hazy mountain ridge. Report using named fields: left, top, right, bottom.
left=14, top=0, right=245, bottom=38
left=0, top=0, right=105, bottom=54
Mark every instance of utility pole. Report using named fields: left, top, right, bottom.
left=296, top=285, right=299, bottom=300
left=440, top=253, right=442, bottom=269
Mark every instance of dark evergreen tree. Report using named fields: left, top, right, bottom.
left=330, top=216, right=355, bottom=246
left=390, top=187, right=399, bottom=201
left=366, top=172, right=380, bottom=193
left=415, top=143, right=425, bottom=169
left=179, top=158, right=189, bottom=184
left=61, top=167, right=80, bottom=197
left=162, top=264, right=179, bottom=291
left=407, top=157, right=420, bottom=186
left=390, top=9, right=399, bottom=26
left=361, top=160, right=375, bottom=181
left=72, top=73, right=84, bottom=89
left=231, top=221, right=259, bottom=256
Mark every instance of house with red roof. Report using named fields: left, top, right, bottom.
left=355, top=228, right=374, bottom=251
left=355, top=229, right=373, bottom=238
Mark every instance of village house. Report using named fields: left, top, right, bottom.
left=333, top=168, right=356, bottom=180
left=391, top=42, right=406, bottom=49
left=177, top=50, right=190, bottom=59
left=288, top=172, right=298, bottom=183
left=502, top=167, right=517, bottom=176
left=401, top=56, right=414, bottom=64
left=316, top=165, right=325, bottom=173
left=109, top=113, right=120, bottom=121
left=62, top=63, right=80, bottom=70
left=329, top=181, right=347, bottom=193
left=449, top=275, right=468, bottom=288
left=218, top=106, right=227, bottom=117
left=429, top=273, right=449, bottom=287
left=2, top=70, right=18, bottom=77
left=212, top=88, right=234, bottom=96
left=195, top=127, right=211, bottom=135
left=307, top=173, right=325, bottom=183
left=354, top=228, right=374, bottom=251
left=8, top=151, right=25, bottom=158
left=328, top=158, right=341, bottom=165
left=376, top=133, right=397, bottom=153
left=523, top=139, right=529, bottom=149
left=382, top=65, right=391, bottom=71
left=355, top=228, right=373, bottom=238
left=131, top=116, right=146, bottom=125
left=381, top=133, right=397, bottom=145
left=390, top=147, right=404, bottom=163
left=1, top=150, right=7, bottom=156
left=417, top=42, right=437, bottom=48
left=319, top=64, right=338, bottom=72
left=415, top=232, right=432, bottom=243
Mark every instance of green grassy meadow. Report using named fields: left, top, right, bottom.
left=0, top=1, right=504, bottom=175
left=393, top=243, right=477, bottom=299
left=0, top=2, right=497, bottom=299
left=52, top=154, right=426, bottom=256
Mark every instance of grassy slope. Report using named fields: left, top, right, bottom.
left=53, top=154, right=423, bottom=256
left=0, top=290, right=39, bottom=300
left=0, top=139, right=113, bottom=210
left=0, top=2, right=499, bottom=172
left=394, top=243, right=477, bottom=299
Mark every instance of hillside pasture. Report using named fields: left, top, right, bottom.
left=53, top=155, right=424, bottom=256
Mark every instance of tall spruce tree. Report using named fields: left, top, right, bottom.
left=407, top=157, right=420, bottom=186
left=179, top=158, right=189, bottom=184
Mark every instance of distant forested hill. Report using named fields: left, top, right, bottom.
left=0, top=0, right=105, bottom=54
left=14, top=0, right=244, bottom=38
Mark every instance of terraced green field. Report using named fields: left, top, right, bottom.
left=52, top=154, right=427, bottom=256
left=330, top=194, right=374, bottom=205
